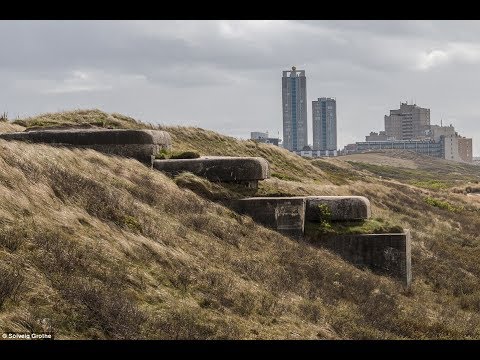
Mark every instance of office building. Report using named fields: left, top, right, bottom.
left=430, top=124, right=473, bottom=162
left=365, top=131, right=389, bottom=141
left=384, top=102, right=430, bottom=140
left=251, top=132, right=268, bottom=140
left=282, top=66, right=308, bottom=151
left=250, top=131, right=280, bottom=146
left=341, top=143, right=358, bottom=155
left=295, top=149, right=337, bottom=158
left=458, top=138, right=473, bottom=162
left=312, top=97, right=337, bottom=151
left=355, top=139, right=443, bottom=158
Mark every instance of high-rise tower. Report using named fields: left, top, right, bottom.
left=312, top=97, right=337, bottom=151
left=282, top=66, right=307, bottom=151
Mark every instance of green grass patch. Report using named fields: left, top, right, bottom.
left=305, top=202, right=404, bottom=236
left=17, top=119, right=59, bottom=128
left=347, top=160, right=480, bottom=185
left=424, top=196, right=462, bottom=212
left=305, top=206, right=404, bottom=236
left=123, top=215, right=142, bottom=233
left=305, top=218, right=404, bottom=236
left=306, top=205, right=404, bottom=236
left=11, top=109, right=150, bottom=130
left=410, top=180, right=449, bottom=190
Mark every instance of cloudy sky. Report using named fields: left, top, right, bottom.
left=1, top=20, right=480, bottom=155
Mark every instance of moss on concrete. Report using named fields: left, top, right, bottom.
left=305, top=217, right=404, bottom=236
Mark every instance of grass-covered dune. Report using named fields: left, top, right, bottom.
left=0, top=109, right=480, bottom=339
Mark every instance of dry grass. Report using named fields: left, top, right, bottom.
left=0, top=110, right=479, bottom=339
left=0, top=122, right=25, bottom=133
left=11, top=109, right=153, bottom=130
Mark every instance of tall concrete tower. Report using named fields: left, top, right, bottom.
left=312, top=97, right=337, bottom=151
left=282, top=66, right=307, bottom=151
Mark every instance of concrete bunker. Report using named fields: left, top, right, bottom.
left=154, top=156, right=270, bottom=188
left=230, top=195, right=411, bottom=286
left=0, top=128, right=171, bottom=162
left=231, top=197, right=306, bottom=238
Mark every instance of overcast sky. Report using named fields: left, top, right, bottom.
left=1, top=20, right=480, bottom=155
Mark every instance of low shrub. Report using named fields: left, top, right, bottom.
left=424, top=196, right=461, bottom=212
left=59, top=277, right=146, bottom=339
left=0, top=264, right=24, bottom=309
left=411, top=180, right=449, bottom=190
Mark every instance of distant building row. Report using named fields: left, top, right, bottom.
left=249, top=131, right=338, bottom=158
left=250, top=131, right=281, bottom=146
left=343, top=102, right=473, bottom=163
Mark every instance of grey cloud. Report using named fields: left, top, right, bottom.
left=0, top=20, right=479, bottom=155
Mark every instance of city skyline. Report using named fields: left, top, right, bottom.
left=0, top=20, right=479, bottom=155
left=353, top=102, right=473, bottom=162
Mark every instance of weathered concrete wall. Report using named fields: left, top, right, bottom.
left=231, top=195, right=411, bottom=285
left=0, top=129, right=171, bottom=162
left=154, top=156, right=270, bottom=182
left=67, top=143, right=163, bottom=162
left=230, top=196, right=371, bottom=232
left=231, top=197, right=305, bottom=238
left=305, top=196, right=371, bottom=222
left=305, top=231, right=412, bottom=286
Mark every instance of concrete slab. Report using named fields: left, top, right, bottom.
left=154, top=156, right=269, bottom=184
left=306, top=196, right=371, bottom=222
left=231, top=197, right=305, bottom=238
left=306, top=230, right=412, bottom=286
left=0, top=129, right=171, bottom=162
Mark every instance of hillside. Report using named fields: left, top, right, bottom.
left=1, top=110, right=480, bottom=339
left=0, top=122, right=25, bottom=133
